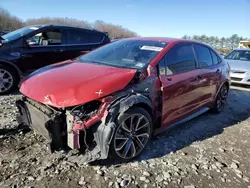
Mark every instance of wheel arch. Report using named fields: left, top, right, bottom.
left=214, top=80, right=230, bottom=101
left=0, top=60, right=22, bottom=80
left=105, top=93, right=153, bottom=124
left=223, top=81, right=230, bottom=90
left=88, top=93, right=154, bottom=162
left=132, top=102, right=153, bottom=121
left=107, top=93, right=154, bottom=124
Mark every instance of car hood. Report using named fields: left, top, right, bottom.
left=226, top=59, right=250, bottom=71
left=20, top=60, right=137, bottom=108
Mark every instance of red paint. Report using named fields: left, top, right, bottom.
left=72, top=121, right=85, bottom=131
left=20, top=61, right=136, bottom=108
left=19, top=37, right=230, bottom=130
left=160, top=69, right=204, bottom=126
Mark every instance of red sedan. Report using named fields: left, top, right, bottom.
left=16, top=37, right=231, bottom=162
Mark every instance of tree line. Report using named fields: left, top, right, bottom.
left=1, top=7, right=248, bottom=52
left=182, top=34, right=249, bottom=53
left=0, top=7, right=137, bottom=39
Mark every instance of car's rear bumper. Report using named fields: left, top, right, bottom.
left=230, top=72, right=250, bottom=85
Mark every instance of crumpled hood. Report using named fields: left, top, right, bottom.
left=20, top=60, right=137, bottom=108
left=226, top=59, right=250, bottom=71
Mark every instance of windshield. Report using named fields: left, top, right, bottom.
left=1, top=26, right=42, bottom=42
left=78, top=39, right=168, bottom=69
left=225, top=50, right=250, bottom=61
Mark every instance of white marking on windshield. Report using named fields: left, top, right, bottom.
left=140, top=46, right=163, bottom=52
left=135, top=63, right=144, bottom=67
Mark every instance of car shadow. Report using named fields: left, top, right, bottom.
left=136, top=87, right=250, bottom=161
left=94, top=87, right=250, bottom=166
left=0, top=125, right=30, bottom=139
left=0, top=89, right=21, bottom=96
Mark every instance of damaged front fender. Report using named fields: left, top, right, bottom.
left=66, top=92, right=153, bottom=163
left=105, top=92, right=153, bottom=124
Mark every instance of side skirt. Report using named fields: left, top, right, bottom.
left=154, top=107, right=210, bottom=136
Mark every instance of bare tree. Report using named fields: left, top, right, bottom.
left=0, top=7, right=23, bottom=31
left=0, top=7, right=138, bottom=39
left=182, top=34, right=249, bottom=51
left=93, top=20, right=138, bottom=39
left=25, top=17, right=92, bottom=28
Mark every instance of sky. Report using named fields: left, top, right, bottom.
left=1, top=0, right=250, bottom=38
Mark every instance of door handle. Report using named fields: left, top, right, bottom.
left=54, top=49, right=64, bottom=52
left=167, top=77, right=172, bottom=81
left=216, top=69, right=220, bottom=73
left=196, top=75, right=202, bottom=81
left=21, top=54, right=33, bottom=58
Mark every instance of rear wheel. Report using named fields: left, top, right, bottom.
left=212, top=84, right=229, bottom=113
left=109, top=107, right=153, bottom=162
left=0, top=64, right=18, bottom=95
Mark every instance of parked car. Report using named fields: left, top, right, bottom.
left=16, top=37, right=230, bottom=163
left=224, top=48, right=250, bottom=85
left=0, top=24, right=110, bottom=94
left=0, top=31, right=10, bottom=36
left=220, top=53, right=225, bottom=58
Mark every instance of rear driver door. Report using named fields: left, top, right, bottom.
left=64, top=28, right=106, bottom=60
left=193, top=43, right=222, bottom=106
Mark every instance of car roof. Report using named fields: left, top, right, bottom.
left=28, top=24, right=104, bottom=33
left=121, top=37, right=207, bottom=44
left=232, top=48, right=250, bottom=51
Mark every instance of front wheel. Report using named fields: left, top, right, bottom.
left=109, top=107, right=153, bottom=162
left=212, top=84, right=229, bottom=113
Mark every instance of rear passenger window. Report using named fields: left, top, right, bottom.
left=210, top=50, right=220, bottom=65
left=194, top=44, right=213, bottom=68
left=164, top=43, right=196, bottom=75
left=68, top=29, right=103, bottom=44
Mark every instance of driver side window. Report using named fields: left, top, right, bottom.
left=158, top=43, right=197, bottom=76
left=164, top=43, right=196, bottom=75
left=26, top=29, right=62, bottom=46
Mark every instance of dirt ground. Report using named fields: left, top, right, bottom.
left=0, top=85, right=250, bottom=188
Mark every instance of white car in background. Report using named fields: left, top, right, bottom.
left=224, top=48, right=250, bottom=85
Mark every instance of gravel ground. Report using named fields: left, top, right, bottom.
left=1, top=85, right=250, bottom=188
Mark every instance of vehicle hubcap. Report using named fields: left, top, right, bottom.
left=0, top=69, right=13, bottom=92
left=114, top=113, right=151, bottom=159
left=217, top=86, right=228, bottom=111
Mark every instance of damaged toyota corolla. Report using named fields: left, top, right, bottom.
left=15, top=37, right=230, bottom=163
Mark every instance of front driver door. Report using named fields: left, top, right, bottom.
left=159, top=42, right=203, bottom=126
left=17, top=28, right=67, bottom=74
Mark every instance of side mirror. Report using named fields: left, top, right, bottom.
left=23, top=41, right=31, bottom=48
left=28, top=41, right=37, bottom=46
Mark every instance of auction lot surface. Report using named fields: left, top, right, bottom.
left=0, top=85, right=250, bottom=188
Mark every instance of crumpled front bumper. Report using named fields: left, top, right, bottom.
left=15, top=98, right=65, bottom=152
left=15, top=97, right=116, bottom=163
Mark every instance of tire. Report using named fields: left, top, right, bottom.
left=0, top=64, right=18, bottom=95
left=211, top=84, right=229, bottom=114
left=108, top=107, right=153, bottom=163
